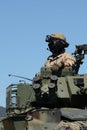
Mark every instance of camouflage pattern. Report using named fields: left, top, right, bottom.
left=44, top=52, right=76, bottom=71
left=50, top=33, right=66, bottom=41
left=55, top=120, right=87, bottom=130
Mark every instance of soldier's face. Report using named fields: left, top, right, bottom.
left=48, top=40, right=65, bottom=54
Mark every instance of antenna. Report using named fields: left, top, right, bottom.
left=8, top=74, right=33, bottom=81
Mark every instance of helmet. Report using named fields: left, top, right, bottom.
left=46, top=32, right=69, bottom=55
left=45, top=32, right=69, bottom=48
left=50, top=33, right=66, bottom=42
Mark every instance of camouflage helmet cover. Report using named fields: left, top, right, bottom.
left=49, top=32, right=69, bottom=47
left=50, top=32, right=66, bottom=42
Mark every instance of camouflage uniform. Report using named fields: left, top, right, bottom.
left=44, top=52, right=75, bottom=71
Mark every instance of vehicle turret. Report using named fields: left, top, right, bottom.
left=1, top=44, right=87, bottom=130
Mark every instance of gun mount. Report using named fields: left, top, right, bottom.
left=1, top=44, right=87, bottom=130
left=72, top=44, right=87, bottom=73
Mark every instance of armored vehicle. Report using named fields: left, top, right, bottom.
left=1, top=44, right=87, bottom=130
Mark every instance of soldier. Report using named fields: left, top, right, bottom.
left=44, top=32, right=76, bottom=73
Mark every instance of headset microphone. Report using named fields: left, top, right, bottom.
left=47, top=48, right=50, bottom=51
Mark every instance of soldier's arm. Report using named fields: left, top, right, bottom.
left=64, top=56, right=76, bottom=66
left=51, top=62, right=64, bottom=71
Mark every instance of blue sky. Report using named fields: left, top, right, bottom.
left=0, top=0, right=87, bottom=107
